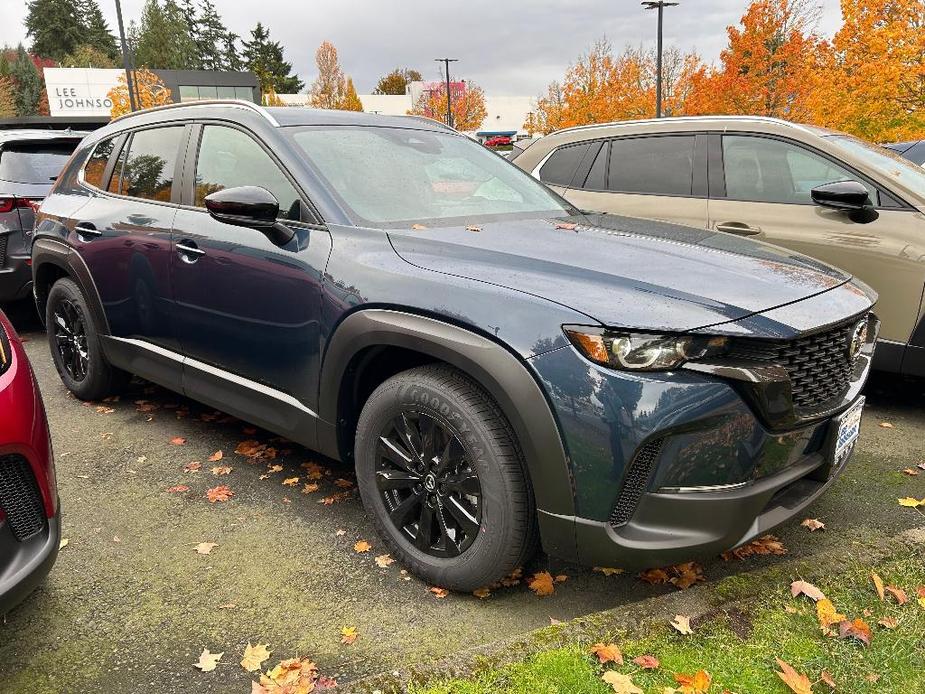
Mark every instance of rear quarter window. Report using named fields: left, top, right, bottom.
left=0, top=141, right=78, bottom=184
left=539, top=143, right=592, bottom=187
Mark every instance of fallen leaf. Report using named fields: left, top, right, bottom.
left=429, top=586, right=449, bottom=598
left=670, top=562, right=704, bottom=589
left=205, top=485, right=234, bottom=503
left=218, top=603, right=236, bottom=609
left=240, top=643, right=271, bottom=672
left=670, top=615, right=693, bottom=635
left=465, top=224, right=482, bottom=232
left=208, top=450, right=223, bottom=462
left=638, top=567, right=671, bottom=585
left=374, top=554, right=394, bottom=568
left=872, top=571, right=885, bottom=601
left=601, top=671, right=643, bottom=694
left=282, top=477, right=299, bottom=486
left=902, top=468, right=920, bottom=476
left=820, top=668, right=836, bottom=688
left=268, top=465, right=283, bottom=473
left=170, top=436, right=187, bottom=445
left=816, top=598, right=846, bottom=631
left=879, top=421, right=894, bottom=428
left=885, top=585, right=908, bottom=604
left=211, top=465, right=232, bottom=476
left=555, top=222, right=579, bottom=231
left=548, top=616, right=562, bottom=625
left=775, top=658, right=812, bottom=694
left=791, top=580, right=826, bottom=602
left=166, top=484, right=190, bottom=493
left=354, top=540, right=371, bottom=553
left=555, top=574, right=568, bottom=583
left=898, top=497, right=924, bottom=507
left=632, top=654, right=660, bottom=670
left=594, top=567, right=625, bottom=576
left=591, top=642, right=623, bottom=665
left=59, top=538, right=69, bottom=549
left=340, top=626, right=358, bottom=645
left=257, top=657, right=318, bottom=691
left=333, top=478, right=354, bottom=489
left=528, top=571, right=556, bottom=596
left=194, top=648, right=223, bottom=672
left=335, top=529, right=346, bottom=536
left=411, top=223, right=427, bottom=230
left=838, top=617, right=872, bottom=646
left=302, top=482, right=320, bottom=494
left=878, top=616, right=898, bottom=629
left=183, top=461, right=202, bottom=473
left=674, top=670, right=711, bottom=693
left=918, top=462, right=925, bottom=471
left=865, top=673, right=880, bottom=683
left=721, top=534, right=787, bottom=561
left=800, top=518, right=825, bottom=531
left=194, top=542, right=218, bottom=555
left=473, top=587, right=491, bottom=599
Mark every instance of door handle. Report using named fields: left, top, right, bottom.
left=176, top=240, right=205, bottom=263
left=715, top=222, right=762, bottom=236
left=74, top=222, right=102, bottom=239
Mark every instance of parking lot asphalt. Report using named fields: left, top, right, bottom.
left=2, top=303, right=924, bottom=693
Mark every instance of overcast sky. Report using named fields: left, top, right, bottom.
left=2, top=0, right=844, bottom=96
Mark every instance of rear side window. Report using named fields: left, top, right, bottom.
left=539, top=143, right=591, bottom=187
left=608, top=136, right=695, bottom=196
left=0, top=141, right=77, bottom=184
left=118, top=127, right=184, bottom=202
left=581, top=142, right=609, bottom=190
left=82, top=138, right=116, bottom=189
left=193, top=125, right=303, bottom=221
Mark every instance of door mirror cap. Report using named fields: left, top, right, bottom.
left=811, top=180, right=873, bottom=211
left=204, top=186, right=294, bottom=245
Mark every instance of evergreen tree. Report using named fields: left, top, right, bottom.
left=223, top=32, right=242, bottom=71
left=196, top=0, right=231, bottom=71
left=10, top=45, right=44, bottom=116
left=77, top=0, right=118, bottom=61
left=243, top=23, right=303, bottom=94
left=25, top=0, right=83, bottom=61
left=134, top=0, right=197, bottom=69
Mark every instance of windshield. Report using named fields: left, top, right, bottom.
left=288, top=126, right=572, bottom=227
left=825, top=135, right=925, bottom=200
left=0, top=141, right=78, bottom=185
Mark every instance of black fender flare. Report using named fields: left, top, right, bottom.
left=32, top=237, right=110, bottom=334
left=317, top=309, right=576, bottom=521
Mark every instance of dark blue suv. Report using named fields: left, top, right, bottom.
left=33, top=102, right=877, bottom=590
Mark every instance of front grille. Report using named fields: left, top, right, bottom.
left=610, top=438, right=663, bottom=527
left=0, top=233, right=8, bottom=268
left=0, top=454, right=47, bottom=542
left=728, top=317, right=865, bottom=411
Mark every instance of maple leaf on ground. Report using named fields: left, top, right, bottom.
left=234, top=440, right=266, bottom=458
left=601, top=671, right=643, bottom=694
left=206, top=485, right=234, bottom=503
left=211, top=465, right=232, bottom=476
left=340, top=626, right=358, bottom=645
left=670, top=615, right=693, bottom=635
left=878, top=616, right=899, bottom=629
left=820, top=668, right=837, bottom=688
left=791, top=580, right=826, bottom=602
left=885, top=585, right=908, bottom=604
left=674, top=669, right=711, bottom=693
left=429, top=586, right=449, bottom=598
left=528, top=571, right=556, bottom=596
left=208, top=450, right=223, bottom=462
left=411, top=223, right=427, bottom=230
left=816, top=598, right=846, bottom=632
left=775, top=658, right=812, bottom=694
left=800, top=518, right=825, bottom=531
left=590, top=642, right=623, bottom=665
left=240, top=643, right=271, bottom=672
left=872, top=571, right=885, bottom=601
left=166, top=484, right=190, bottom=493
left=354, top=540, right=371, bottom=553
left=374, top=554, right=394, bottom=568
left=722, top=534, right=787, bottom=561
left=879, top=421, right=894, bottom=428
left=838, top=617, right=872, bottom=646
left=670, top=562, right=704, bottom=590
left=594, top=567, right=625, bottom=576
left=555, top=222, right=579, bottom=231
left=898, top=497, right=925, bottom=507
left=282, top=477, right=299, bottom=487
left=267, top=465, right=283, bottom=473
left=194, top=648, right=223, bottom=672
left=902, top=468, right=920, bottom=476
left=183, top=461, right=202, bottom=473
left=194, top=542, right=218, bottom=555
left=257, top=657, right=318, bottom=691
left=170, top=436, right=187, bottom=445
left=638, top=567, right=671, bottom=585
left=302, top=482, right=320, bottom=494
left=632, top=654, right=659, bottom=669
left=473, top=587, right=491, bottom=599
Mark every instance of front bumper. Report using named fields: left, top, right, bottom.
left=0, top=507, right=60, bottom=615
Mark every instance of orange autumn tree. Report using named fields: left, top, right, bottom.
left=410, top=81, right=487, bottom=131
left=108, top=69, right=172, bottom=119
left=684, top=0, right=819, bottom=119
left=805, top=0, right=925, bottom=141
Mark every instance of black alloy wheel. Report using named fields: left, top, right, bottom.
left=376, top=411, right=482, bottom=558
left=52, top=298, right=89, bottom=382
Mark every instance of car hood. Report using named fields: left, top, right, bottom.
left=388, top=213, right=855, bottom=332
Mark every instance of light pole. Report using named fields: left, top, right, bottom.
left=114, top=0, right=137, bottom=111
left=435, top=58, right=458, bottom=128
left=642, top=1, right=679, bottom=118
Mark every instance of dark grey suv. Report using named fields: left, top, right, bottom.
left=1, top=130, right=84, bottom=304
left=33, top=102, right=877, bottom=590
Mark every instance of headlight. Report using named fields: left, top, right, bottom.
left=563, top=326, right=729, bottom=371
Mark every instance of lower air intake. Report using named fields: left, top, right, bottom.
left=0, top=454, right=47, bottom=542
left=609, top=439, right=664, bottom=527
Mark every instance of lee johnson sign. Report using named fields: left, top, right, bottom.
left=44, top=68, right=122, bottom=117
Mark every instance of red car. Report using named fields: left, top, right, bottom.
left=484, top=136, right=513, bottom=147
left=0, top=309, right=58, bottom=613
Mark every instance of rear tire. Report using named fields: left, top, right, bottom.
left=355, top=364, right=537, bottom=591
left=46, top=277, right=128, bottom=401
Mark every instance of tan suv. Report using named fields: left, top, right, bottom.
left=512, top=116, right=925, bottom=377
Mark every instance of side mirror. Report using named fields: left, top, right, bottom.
left=810, top=180, right=873, bottom=211
left=204, top=186, right=295, bottom=245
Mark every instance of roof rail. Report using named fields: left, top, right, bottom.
left=110, top=99, right=279, bottom=127
left=398, top=114, right=458, bottom=132
left=549, top=114, right=807, bottom=137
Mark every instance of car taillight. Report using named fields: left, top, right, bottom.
left=0, top=196, right=40, bottom=214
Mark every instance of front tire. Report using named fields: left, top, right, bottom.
left=46, top=277, right=128, bottom=400
left=355, top=364, right=536, bottom=591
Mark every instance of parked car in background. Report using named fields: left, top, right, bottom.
left=0, top=309, right=58, bottom=614
left=34, top=102, right=876, bottom=590
left=884, top=140, right=925, bottom=167
left=483, top=136, right=512, bottom=147
left=1, top=130, right=85, bottom=306
left=512, top=116, right=925, bottom=377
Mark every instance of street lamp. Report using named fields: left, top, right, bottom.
left=434, top=58, right=459, bottom=128
left=641, top=1, right=679, bottom=118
